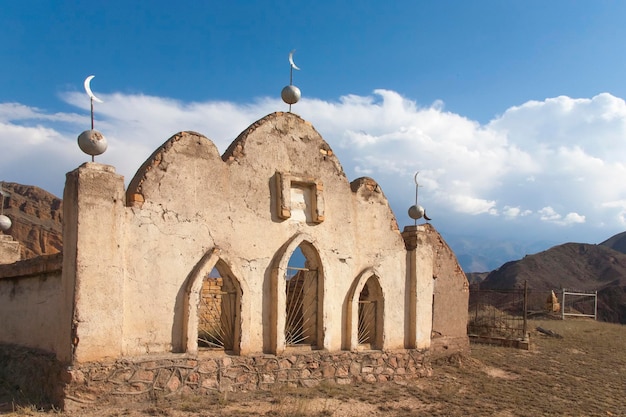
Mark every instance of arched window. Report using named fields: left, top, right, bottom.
left=271, top=236, right=325, bottom=354
left=184, top=250, right=242, bottom=354
left=345, top=269, right=384, bottom=351
left=358, top=276, right=384, bottom=349
left=285, top=244, right=321, bottom=348
left=197, top=265, right=239, bottom=351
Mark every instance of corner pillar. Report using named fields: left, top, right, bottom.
left=60, top=163, right=125, bottom=363
left=402, top=225, right=434, bottom=349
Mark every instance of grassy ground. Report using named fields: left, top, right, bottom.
left=2, top=318, right=624, bottom=416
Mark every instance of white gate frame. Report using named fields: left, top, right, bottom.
left=561, top=290, right=597, bottom=320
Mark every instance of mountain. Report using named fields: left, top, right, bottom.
left=600, top=231, right=626, bottom=254
left=480, top=241, right=626, bottom=323
left=0, top=181, right=63, bottom=259
left=447, top=235, right=558, bottom=273
left=465, top=272, right=489, bottom=285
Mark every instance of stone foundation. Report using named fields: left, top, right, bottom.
left=62, top=349, right=431, bottom=410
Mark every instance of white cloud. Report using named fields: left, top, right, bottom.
left=539, top=207, right=586, bottom=226
left=539, top=206, right=562, bottom=222
left=562, top=212, right=586, bottom=225
left=1, top=89, right=625, bottom=244
left=503, top=206, right=532, bottom=219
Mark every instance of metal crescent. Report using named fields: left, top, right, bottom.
left=289, top=50, right=300, bottom=71
left=414, top=171, right=420, bottom=185
left=84, top=75, right=103, bottom=103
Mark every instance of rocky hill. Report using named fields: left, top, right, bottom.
left=480, top=241, right=626, bottom=323
left=0, top=181, right=63, bottom=259
left=600, top=231, right=626, bottom=254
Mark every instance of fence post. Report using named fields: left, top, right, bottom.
left=561, top=289, right=565, bottom=320
left=594, top=290, right=598, bottom=320
left=522, top=280, right=528, bottom=337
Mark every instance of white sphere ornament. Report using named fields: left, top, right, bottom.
left=408, top=205, right=425, bottom=220
left=78, top=129, right=108, bottom=156
left=281, top=85, right=301, bottom=105
left=0, top=214, right=11, bottom=232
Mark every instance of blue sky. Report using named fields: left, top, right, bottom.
left=2, top=1, right=626, bottom=271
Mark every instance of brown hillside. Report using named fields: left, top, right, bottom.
left=601, top=230, right=626, bottom=254
left=0, top=181, right=63, bottom=259
left=480, top=242, right=626, bottom=323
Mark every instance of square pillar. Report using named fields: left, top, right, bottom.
left=59, top=163, right=125, bottom=363
left=402, top=225, right=434, bottom=349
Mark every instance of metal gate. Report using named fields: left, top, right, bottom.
left=358, top=300, right=376, bottom=345
left=285, top=267, right=318, bottom=346
left=198, top=276, right=237, bottom=350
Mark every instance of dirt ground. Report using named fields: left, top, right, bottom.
left=2, top=318, right=625, bottom=417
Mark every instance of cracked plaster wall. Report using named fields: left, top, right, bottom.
left=61, top=112, right=464, bottom=363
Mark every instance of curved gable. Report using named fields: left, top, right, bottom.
left=350, top=177, right=400, bottom=232
left=127, top=131, right=223, bottom=206
left=222, top=112, right=345, bottom=179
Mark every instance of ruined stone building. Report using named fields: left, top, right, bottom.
left=0, top=112, right=468, bottom=409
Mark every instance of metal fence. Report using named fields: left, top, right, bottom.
left=468, top=284, right=597, bottom=342
left=468, top=287, right=528, bottom=340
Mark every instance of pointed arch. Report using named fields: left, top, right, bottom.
left=344, top=268, right=385, bottom=351
left=270, top=233, right=325, bottom=354
left=183, top=248, right=244, bottom=354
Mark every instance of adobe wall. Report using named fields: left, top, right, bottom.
left=0, top=253, right=63, bottom=353
left=422, top=224, right=470, bottom=356
left=65, top=112, right=432, bottom=363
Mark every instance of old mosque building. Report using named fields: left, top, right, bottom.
left=0, top=69, right=469, bottom=409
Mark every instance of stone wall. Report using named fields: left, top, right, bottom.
left=62, top=349, right=431, bottom=410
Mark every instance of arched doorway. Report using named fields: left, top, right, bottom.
left=197, top=263, right=240, bottom=351
left=184, top=249, right=242, bottom=354
left=284, top=244, right=321, bottom=348
left=358, top=275, right=384, bottom=349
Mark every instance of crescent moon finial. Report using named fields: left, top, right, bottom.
left=84, top=75, right=103, bottom=103
left=289, top=50, right=300, bottom=71
left=282, top=50, right=302, bottom=112
left=79, top=75, right=108, bottom=162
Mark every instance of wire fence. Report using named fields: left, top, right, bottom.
left=468, top=284, right=598, bottom=342
left=468, top=287, right=528, bottom=340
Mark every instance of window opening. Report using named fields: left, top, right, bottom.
left=357, top=276, right=383, bottom=349
left=358, top=284, right=376, bottom=346
left=198, top=266, right=237, bottom=350
left=285, top=246, right=318, bottom=347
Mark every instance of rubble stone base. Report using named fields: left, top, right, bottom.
left=1, top=345, right=432, bottom=411
left=63, top=349, right=431, bottom=410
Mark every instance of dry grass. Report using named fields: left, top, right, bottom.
left=2, top=318, right=625, bottom=416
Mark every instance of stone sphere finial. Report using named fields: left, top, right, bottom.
left=0, top=214, right=11, bottom=232
left=78, top=129, right=108, bottom=157
left=408, top=205, right=425, bottom=220
left=281, top=85, right=301, bottom=105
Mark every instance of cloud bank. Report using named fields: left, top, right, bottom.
left=2, top=90, right=626, bottom=251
